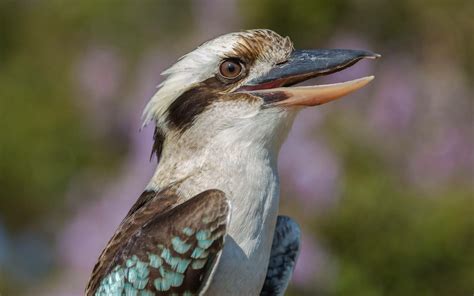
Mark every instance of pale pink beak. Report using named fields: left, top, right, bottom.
left=257, top=76, right=374, bottom=107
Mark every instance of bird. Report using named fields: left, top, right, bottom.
left=86, top=29, right=379, bottom=296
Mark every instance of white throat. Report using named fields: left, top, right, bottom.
left=147, top=109, right=295, bottom=230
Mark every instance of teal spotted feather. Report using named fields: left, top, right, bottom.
left=86, top=188, right=230, bottom=296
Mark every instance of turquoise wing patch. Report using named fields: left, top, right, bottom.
left=89, top=189, right=229, bottom=296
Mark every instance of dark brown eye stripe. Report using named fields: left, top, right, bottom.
left=166, top=77, right=229, bottom=132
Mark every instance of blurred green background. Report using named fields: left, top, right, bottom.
left=0, top=0, right=473, bottom=295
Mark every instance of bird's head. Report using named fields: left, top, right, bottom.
left=143, top=29, right=379, bottom=161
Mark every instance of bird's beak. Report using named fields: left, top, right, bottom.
left=240, top=49, right=380, bottom=107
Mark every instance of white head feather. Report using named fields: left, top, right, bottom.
left=141, top=29, right=293, bottom=129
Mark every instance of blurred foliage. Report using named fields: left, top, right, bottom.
left=0, top=0, right=473, bottom=295
left=241, top=0, right=474, bottom=75
left=0, top=0, right=193, bottom=230
left=284, top=118, right=474, bottom=295
left=321, top=191, right=473, bottom=295
left=0, top=0, right=109, bottom=229
left=241, top=0, right=351, bottom=45
left=319, top=131, right=473, bottom=295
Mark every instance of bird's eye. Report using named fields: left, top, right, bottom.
left=219, top=59, right=243, bottom=79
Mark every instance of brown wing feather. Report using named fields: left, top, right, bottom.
left=86, top=187, right=180, bottom=294
left=86, top=188, right=229, bottom=296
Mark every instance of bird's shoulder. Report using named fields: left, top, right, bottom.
left=86, top=186, right=230, bottom=296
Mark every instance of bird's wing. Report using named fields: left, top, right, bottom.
left=125, top=189, right=158, bottom=218
left=260, top=215, right=301, bottom=296
left=86, top=188, right=230, bottom=296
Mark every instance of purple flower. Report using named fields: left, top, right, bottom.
left=369, top=56, right=417, bottom=134
left=292, top=232, right=334, bottom=289
left=75, top=45, right=124, bottom=102
left=279, top=109, right=341, bottom=210
left=408, top=126, right=473, bottom=189
left=192, top=0, right=239, bottom=37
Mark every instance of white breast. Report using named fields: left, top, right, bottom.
left=147, top=137, right=280, bottom=295
left=199, top=141, right=280, bottom=295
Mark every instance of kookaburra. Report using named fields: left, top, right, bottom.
left=86, top=29, right=379, bottom=296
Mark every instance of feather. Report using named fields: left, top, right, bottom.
left=260, top=216, right=301, bottom=296
left=86, top=188, right=230, bottom=296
